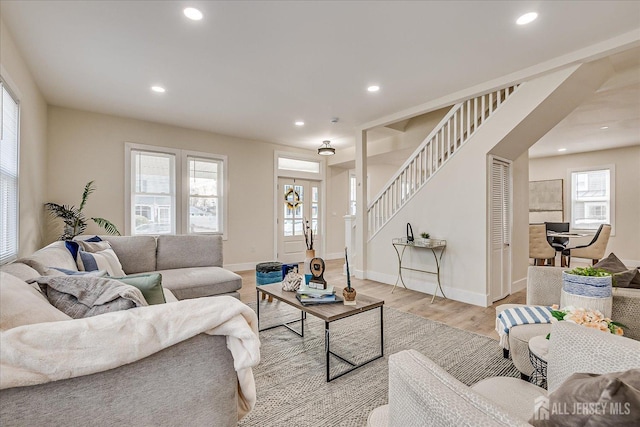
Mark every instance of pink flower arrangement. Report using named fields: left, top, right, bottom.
left=550, top=305, right=625, bottom=336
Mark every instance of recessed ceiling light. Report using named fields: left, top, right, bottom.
left=367, top=85, right=380, bottom=92
left=600, top=126, right=609, bottom=130
left=516, top=12, right=538, bottom=25
left=295, top=121, right=305, bottom=126
left=557, top=148, right=567, bottom=152
left=184, top=7, right=203, bottom=21
left=151, top=86, right=166, bottom=93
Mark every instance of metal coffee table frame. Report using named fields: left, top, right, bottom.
left=256, top=284, right=384, bottom=382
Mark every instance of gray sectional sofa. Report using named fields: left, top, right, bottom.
left=0, top=234, right=249, bottom=426
left=6, top=234, right=243, bottom=300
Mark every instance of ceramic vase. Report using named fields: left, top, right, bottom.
left=304, top=249, right=315, bottom=285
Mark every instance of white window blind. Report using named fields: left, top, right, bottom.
left=130, top=150, right=176, bottom=235
left=1, top=82, right=19, bottom=264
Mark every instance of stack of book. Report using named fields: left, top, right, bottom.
left=296, top=284, right=340, bottom=305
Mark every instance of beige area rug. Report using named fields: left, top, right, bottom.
left=239, top=299, right=519, bottom=427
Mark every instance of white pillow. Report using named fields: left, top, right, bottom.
left=0, top=271, right=71, bottom=331
left=76, top=241, right=125, bottom=277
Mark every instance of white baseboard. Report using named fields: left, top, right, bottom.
left=224, top=262, right=261, bottom=272
left=324, top=252, right=344, bottom=261
left=366, top=270, right=488, bottom=307
left=511, top=277, right=527, bottom=293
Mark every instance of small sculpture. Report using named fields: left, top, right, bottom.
left=282, top=266, right=302, bottom=292
left=308, top=257, right=327, bottom=290
left=343, top=247, right=357, bottom=305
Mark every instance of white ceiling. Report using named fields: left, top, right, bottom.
left=1, top=1, right=639, bottom=155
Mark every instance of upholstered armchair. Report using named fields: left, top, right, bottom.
left=496, top=266, right=640, bottom=380
left=529, top=224, right=556, bottom=266
left=562, top=223, right=611, bottom=267
left=367, top=322, right=640, bottom=427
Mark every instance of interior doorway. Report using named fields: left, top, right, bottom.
left=277, top=177, right=321, bottom=263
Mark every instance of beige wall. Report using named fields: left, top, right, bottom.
left=511, top=152, right=530, bottom=290
left=46, top=106, right=314, bottom=268
left=529, top=145, right=640, bottom=264
left=0, top=18, right=48, bottom=257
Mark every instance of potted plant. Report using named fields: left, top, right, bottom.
left=561, top=266, right=613, bottom=317
left=45, top=180, right=121, bottom=240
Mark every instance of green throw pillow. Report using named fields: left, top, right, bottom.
left=111, top=273, right=166, bottom=305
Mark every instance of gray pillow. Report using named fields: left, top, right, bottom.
left=594, top=253, right=638, bottom=288
left=529, top=369, right=640, bottom=426
left=36, top=275, right=148, bottom=319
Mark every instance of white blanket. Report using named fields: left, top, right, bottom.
left=0, top=295, right=261, bottom=419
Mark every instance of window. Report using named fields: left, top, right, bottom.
left=126, top=144, right=227, bottom=236
left=570, top=167, right=614, bottom=231
left=349, top=172, right=357, bottom=215
left=1, top=81, right=19, bottom=264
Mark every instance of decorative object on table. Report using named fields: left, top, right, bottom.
left=560, top=266, right=612, bottom=317
left=406, top=223, right=414, bottom=243
left=256, top=261, right=283, bottom=302
left=296, top=283, right=337, bottom=305
left=45, top=180, right=120, bottom=240
left=420, top=232, right=430, bottom=239
left=281, top=266, right=303, bottom=292
left=307, top=257, right=327, bottom=290
left=547, top=305, right=625, bottom=337
left=303, top=218, right=315, bottom=284
left=343, top=247, right=357, bottom=305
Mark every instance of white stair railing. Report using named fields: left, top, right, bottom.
left=367, top=84, right=521, bottom=239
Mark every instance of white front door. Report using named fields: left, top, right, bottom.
left=489, top=157, right=512, bottom=302
left=277, top=178, right=321, bottom=263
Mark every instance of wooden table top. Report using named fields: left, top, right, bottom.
left=257, top=282, right=384, bottom=323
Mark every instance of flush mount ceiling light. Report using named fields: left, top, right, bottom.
left=367, top=85, right=380, bottom=92
left=151, top=86, right=166, bottom=93
left=600, top=126, right=609, bottom=130
left=558, top=148, right=567, bottom=152
left=516, top=12, right=538, bottom=25
left=184, top=7, right=203, bottom=21
left=318, top=140, right=335, bottom=156
left=295, top=121, right=305, bottom=126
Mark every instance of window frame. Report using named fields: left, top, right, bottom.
left=567, top=165, right=615, bottom=235
left=0, top=78, right=20, bottom=264
left=125, top=143, right=228, bottom=238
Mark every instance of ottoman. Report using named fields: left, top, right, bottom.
left=256, top=261, right=283, bottom=302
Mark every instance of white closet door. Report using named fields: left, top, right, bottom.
left=489, top=157, right=512, bottom=302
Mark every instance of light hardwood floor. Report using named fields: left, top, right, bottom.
left=238, top=259, right=526, bottom=340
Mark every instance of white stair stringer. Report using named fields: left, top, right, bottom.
left=367, top=85, right=521, bottom=240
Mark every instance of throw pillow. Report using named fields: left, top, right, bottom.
left=35, top=275, right=148, bottom=319
left=594, top=253, right=638, bottom=288
left=110, top=273, right=166, bottom=305
left=0, top=271, right=71, bottom=331
left=594, top=253, right=627, bottom=273
left=76, top=241, right=125, bottom=276
left=529, top=369, right=640, bottom=426
left=65, top=235, right=102, bottom=259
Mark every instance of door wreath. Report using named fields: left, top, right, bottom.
left=284, top=188, right=301, bottom=209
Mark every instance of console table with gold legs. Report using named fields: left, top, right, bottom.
left=391, top=237, right=447, bottom=303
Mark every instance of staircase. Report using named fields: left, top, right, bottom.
left=367, top=84, right=521, bottom=239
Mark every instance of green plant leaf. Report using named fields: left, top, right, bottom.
left=92, top=218, right=121, bottom=235
left=79, top=181, right=95, bottom=212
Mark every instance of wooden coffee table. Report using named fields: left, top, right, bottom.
left=256, top=283, right=384, bottom=382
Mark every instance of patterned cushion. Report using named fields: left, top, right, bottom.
left=76, top=241, right=125, bottom=276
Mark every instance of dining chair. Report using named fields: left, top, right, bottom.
left=529, top=223, right=556, bottom=266
left=562, top=224, right=611, bottom=267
